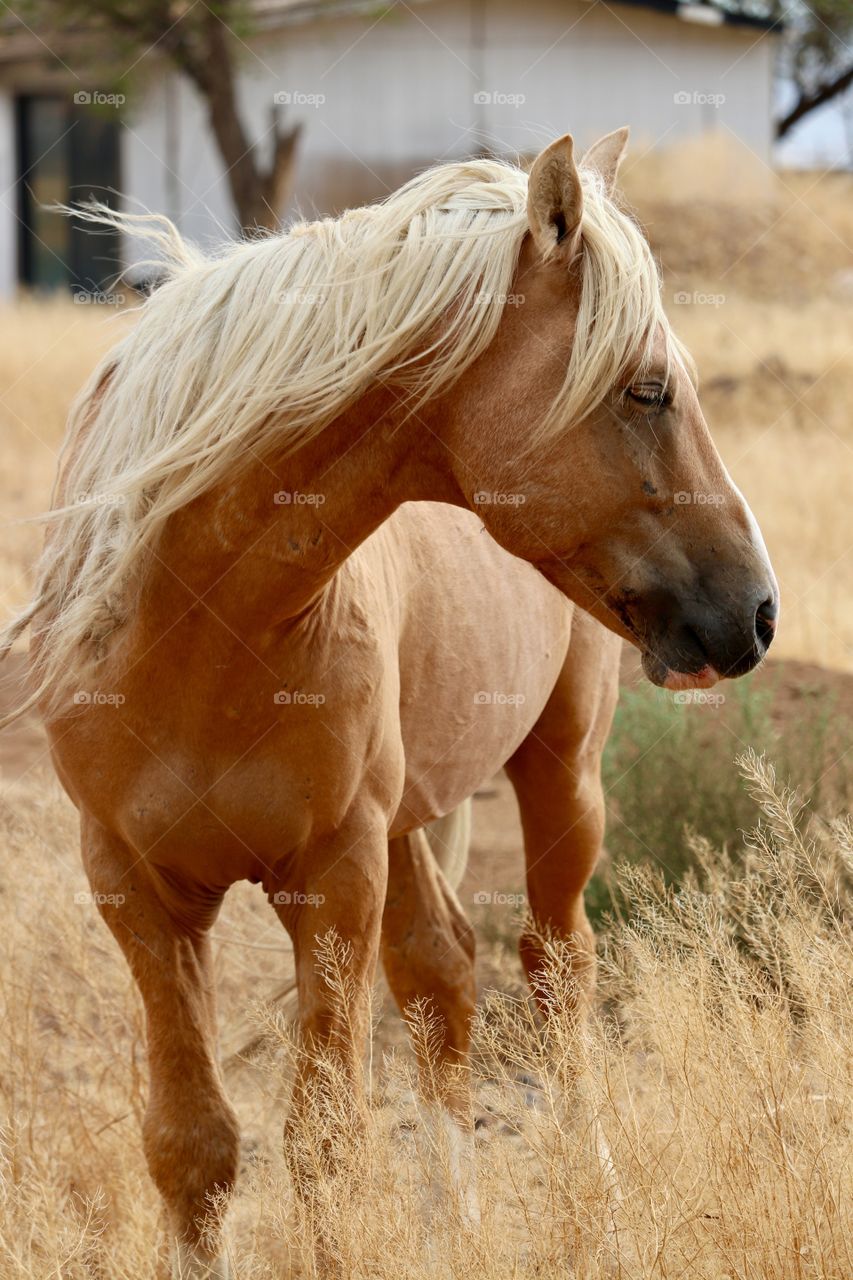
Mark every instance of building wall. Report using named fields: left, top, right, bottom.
left=0, top=0, right=778, bottom=286
left=480, top=0, right=775, bottom=158
left=121, top=0, right=776, bottom=260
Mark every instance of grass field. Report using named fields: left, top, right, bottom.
left=0, top=137, right=851, bottom=1277
left=1, top=752, right=850, bottom=1277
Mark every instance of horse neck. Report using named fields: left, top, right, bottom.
left=153, top=388, right=462, bottom=630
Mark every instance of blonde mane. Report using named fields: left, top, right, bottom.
left=2, top=153, right=680, bottom=713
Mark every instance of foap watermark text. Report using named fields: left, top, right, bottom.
left=674, top=491, right=726, bottom=506
left=672, top=690, right=726, bottom=707
left=474, top=491, right=526, bottom=506
left=474, top=690, right=526, bottom=706
left=274, top=490, right=326, bottom=506
left=472, top=890, right=526, bottom=907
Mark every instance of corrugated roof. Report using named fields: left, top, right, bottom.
left=0, top=0, right=780, bottom=67
left=252, top=0, right=781, bottom=32
left=618, top=0, right=780, bottom=32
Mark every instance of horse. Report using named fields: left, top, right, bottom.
left=1, top=128, right=778, bottom=1276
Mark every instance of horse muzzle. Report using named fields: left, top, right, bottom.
left=638, top=586, right=778, bottom=690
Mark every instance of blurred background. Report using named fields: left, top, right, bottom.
left=0, top=0, right=850, bottom=288
left=0, top=5, right=851, bottom=1272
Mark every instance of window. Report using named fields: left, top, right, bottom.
left=16, top=94, right=122, bottom=294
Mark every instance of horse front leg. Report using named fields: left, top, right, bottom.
left=273, top=815, right=388, bottom=1273
left=505, top=617, right=624, bottom=1250
left=505, top=616, right=620, bottom=1028
left=81, top=813, right=239, bottom=1279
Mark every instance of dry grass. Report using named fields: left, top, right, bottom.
left=0, top=298, right=132, bottom=623
left=623, top=134, right=853, bottom=673
left=0, top=135, right=851, bottom=1277
left=0, top=756, right=850, bottom=1277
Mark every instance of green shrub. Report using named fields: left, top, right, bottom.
left=587, top=671, right=850, bottom=927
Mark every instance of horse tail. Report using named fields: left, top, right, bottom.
left=423, top=796, right=472, bottom=892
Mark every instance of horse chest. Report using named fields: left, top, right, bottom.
left=388, top=508, right=574, bottom=830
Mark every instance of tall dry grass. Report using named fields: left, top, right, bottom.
left=0, top=756, right=850, bottom=1276
left=0, top=298, right=132, bottom=626
left=623, top=134, right=853, bottom=673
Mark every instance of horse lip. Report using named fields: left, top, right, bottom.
left=662, top=665, right=722, bottom=691
left=640, top=649, right=722, bottom=690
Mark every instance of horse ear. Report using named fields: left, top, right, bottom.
left=527, top=134, right=583, bottom=260
left=582, top=126, right=629, bottom=196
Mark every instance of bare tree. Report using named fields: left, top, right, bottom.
left=725, top=0, right=853, bottom=141
left=22, top=0, right=302, bottom=230
left=775, top=0, right=853, bottom=139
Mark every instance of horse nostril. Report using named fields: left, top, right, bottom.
left=755, top=598, right=777, bottom=653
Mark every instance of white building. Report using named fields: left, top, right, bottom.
left=0, top=0, right=779, bottom=295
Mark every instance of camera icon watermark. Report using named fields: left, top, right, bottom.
left=274, top=490, right=326, bottom=506
left=73, top=690, right=126, bottom=706
left=673, top=492, right=726, bottom=506
left=272, top=890, right=326, bottom=906
left=72, top=289, right=126, bottom=306
left=473, top=291, right=525, bottom=308
left=472, top=890, right=526, bottom=906
left=473, top=491, right=526, bottom=506
left=473, top=91, right=526, bottom=107
left=473, top=690, right=526, bottom=706
left=672, top=690, right=726, bottom=707
left=273, top=90, right=325, bottom=108
left=673, top=290, right=726, bottom=307
left=74, top=890, right=126, bottom=906
left=74, top=90, right=126, bottom=108
left=277, top=287, right=327, bottom=306
left=74, top=489, right=125, bottom=506
left=673, top=91, right=725, bottom=107
left=273, top=690, right=326, bottom=706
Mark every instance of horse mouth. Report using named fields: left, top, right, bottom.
left=607, top=593, right=724, bottom=691
left=641, top=648, right=722, bottom=690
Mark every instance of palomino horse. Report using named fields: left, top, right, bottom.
left=2, top=128, right=777, bottom=1274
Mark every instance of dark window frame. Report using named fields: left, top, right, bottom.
left=15, top=93, right=123, bottom=294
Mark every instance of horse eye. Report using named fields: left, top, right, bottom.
left=625, top=384, right=670, bottom=409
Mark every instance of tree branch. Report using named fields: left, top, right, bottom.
left=776, top=62, right=853, bottom=138
left=28, top=0, right=301, bottom=230
left=167, top=7, right=298, bottom=229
